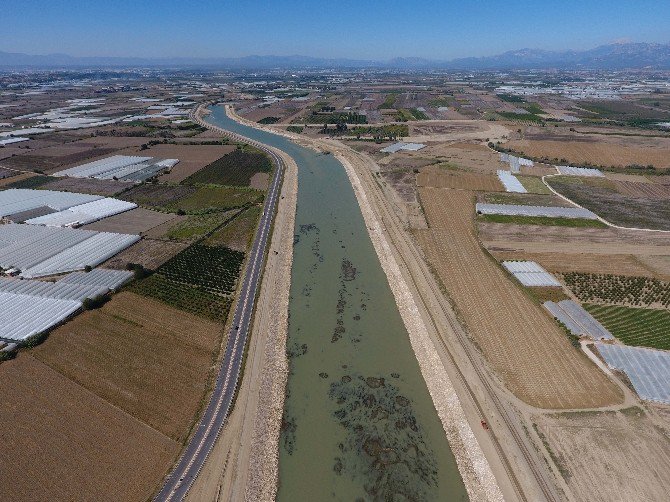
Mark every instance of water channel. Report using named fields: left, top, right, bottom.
left=206, top=105, right=468, bottom=501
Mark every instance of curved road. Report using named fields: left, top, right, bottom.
left=154, top=106, right=285, bottom=501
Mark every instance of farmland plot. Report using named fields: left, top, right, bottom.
left=614, top=180, right=670, bottom=199
left=33, top=292, right=222, bottom=441
left=103, top=238, right=188, bottom=270
left=416, top=166, right=503, bottom=191
left=585, top=304, right=670, bottom=350
left=0, top=355, right=179, bottom=502
left=166, top=186, right=262, bottom=213
left=40, top=176, right=129, bottom=196
left=489, top=251, right=656, bottom=278
left=129, top=273, right=231, bottom=321
left=158, top=244, right=244, bottom=296
left=534, top=409, right=670, bottom=502
left=548, top=177, right=670, bottom=230
left=182, top=148, right=272, bottom=187
left=121, top=184, right=196, bottom=208
left=415, top=187, right=621, bottom=409
left=561, top=272, right=670, bottom=308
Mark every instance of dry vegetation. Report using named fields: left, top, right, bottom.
left=32, top=292, right=222, bottom=441
left=414, top=187, right=622, bottom=409
left=0, top=355, right=179, bottom=502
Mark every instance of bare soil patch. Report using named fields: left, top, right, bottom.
left=250, top=172, right=270, bottom=190
left=417, top=165, right=503, bottom=191
left=415, top=187, right=622, bottom=409
left=83, top=207, right=178, bottom=234
left=103, top=238, right=188, bottom=270
left=40, top=176, right=129, bottom=196
left=32, top=292, right=222, bottom=441
left=534, top=409, right=670, bottom=502
left=0, top=355, right=179, bottom=502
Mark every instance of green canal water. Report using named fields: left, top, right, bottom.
left=207, top=106, right=468, bottom=501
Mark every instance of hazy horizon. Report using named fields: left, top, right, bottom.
left=3, top=0, right=670, bottom=61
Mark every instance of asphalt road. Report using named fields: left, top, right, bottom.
left=154, top=109, right=285, bottom=501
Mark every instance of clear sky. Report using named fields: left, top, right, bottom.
left=3, top=0, right=669, bottom=60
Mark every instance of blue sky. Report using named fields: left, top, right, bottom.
left=3, top=0, right=669, bottom=60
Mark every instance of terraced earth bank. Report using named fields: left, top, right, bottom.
left=207, top=106, right=469, bottom=500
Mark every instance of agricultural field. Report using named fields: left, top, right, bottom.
left=505, top=130, right=670, bottom=169
left=0, top=354, right=179, bottom=502
left=561, top=272, right=670, bottom=309
left=39, top=176, right=130, bottom=196
left=478, top=214, right=607, bottom=228
left=479, top=221, right=670, bottom=257
left=182, top=148, right=272, bottom=187
left=534, top=409, right=670, bottom=502
left=0, top=172, right=35, bottom=187
left=205, top=205, right=261, bottom=251
left=32, top=292, right=222, bottom=441
left=82, top=207, right=178, bottom=234
left=517, top=175, right=552, bottom=194
left=129, top=273, right=231, bottom=321
left=489, top=251, right=657, bottom=278
left=157, top=244, right=244, bottom=296
left=164, top=211, right=239, bottom=242
left=479, top=192, right=571, bottom=207
left=613, top=180, right=670, bottom=199
left=585, top=304, right=670, bottom=350
left=121, top=183, right=197, bottom=208
left=119, top=144, right=238, bottom=183
left=414, top=187, right=621, bottom=409
left=4, top=174, right=53, bottom=189
left=548, top=176, right=670, bottom=230
left=103, top=238, right=188, bottom=270
left=416, top=166, right=503, bottom=191
left=167, top=186, right=262, bottom=213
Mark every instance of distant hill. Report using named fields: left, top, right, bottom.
left=1, top=42, right=669, bottom=70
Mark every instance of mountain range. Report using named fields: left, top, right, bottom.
left=1, top=42, right=669, bottom=70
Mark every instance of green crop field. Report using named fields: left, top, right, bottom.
left=166, top=186, right=262, bottom=214
left=517, top=175, right=552, bottom=194
left=128, top=273, right=231, bottom=321
left=165, top=212, right=238, bottom=242
left=5, top=175, right=54, bottom=189
left=183, top=149, right=272, bottom=187
left=478, top=214, right=607, bottom=228
left=158, top=244, right=244, bottom=296
left=585, top=304, right=670, bottom=350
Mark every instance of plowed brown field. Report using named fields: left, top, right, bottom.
left=0, top=355, right=179, bottom=502
left=415, top=187, right=622, bottom=409
left=32, top=292, right=222, bottom=441
left=417, top=166, right=503, bottom=191
left=506, top=139, right=670, bottom=170
left=614, top=180, right=670, bottom=199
